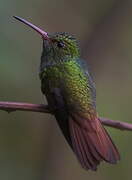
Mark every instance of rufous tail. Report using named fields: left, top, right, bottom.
left=69, top=116, right=120, bottom=170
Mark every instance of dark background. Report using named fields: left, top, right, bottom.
left=0, top=0, right=132, bottom=179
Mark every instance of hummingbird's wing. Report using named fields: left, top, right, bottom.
left=41, top=79, right=72, bottom=148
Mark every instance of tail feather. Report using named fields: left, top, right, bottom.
left=70, top=119, right=87, bottom=169
left=99, top=126, right=120, bottom=163
left=75, top=121, right=100, bottom=170
left=69, top=116, right=120, bottom=170
left=82, top=128, right=102, bottom=162
left=70, top=118, right=98, bottom=170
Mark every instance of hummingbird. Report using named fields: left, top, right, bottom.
left=13, top=16, right=120, bottom=171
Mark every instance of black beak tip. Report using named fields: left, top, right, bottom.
left=13, top=16, right=18, bottom=20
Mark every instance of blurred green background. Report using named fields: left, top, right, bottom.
left=0, top=0, right=132, bottom=179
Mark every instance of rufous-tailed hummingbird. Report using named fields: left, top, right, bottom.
left=13, top=16, right=120, bottom=171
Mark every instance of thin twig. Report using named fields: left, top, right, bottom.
left=0, top=101, right=132, bottom=131
left=0, top=101, right=50, bottom=113
left=99, top=117, right=132, bottom=131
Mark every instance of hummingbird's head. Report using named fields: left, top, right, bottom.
left=13, top=16, right=80, bottom=61
left=43, top=32, right=80, bottom=60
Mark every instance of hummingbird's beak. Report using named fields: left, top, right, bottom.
left=13, top=16, right=49, bottom=40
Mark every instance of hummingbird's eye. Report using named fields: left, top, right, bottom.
left=57, top=41, right=65, bottom=48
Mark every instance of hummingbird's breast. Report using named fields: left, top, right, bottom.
left=40, top=60, right=96, bottom=112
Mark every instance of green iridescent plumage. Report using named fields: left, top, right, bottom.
left=14, top=16, right=120, bottom=171
left=40, top=59, right=95, bottom=111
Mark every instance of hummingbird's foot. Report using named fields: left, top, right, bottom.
left=43, top=104, right=54, bottom=114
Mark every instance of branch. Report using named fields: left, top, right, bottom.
left=0, top=101, right=132, bottom=131
left=99, top=117, right=132, bottom=131
left=0, top=101, right=50, bottom=113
